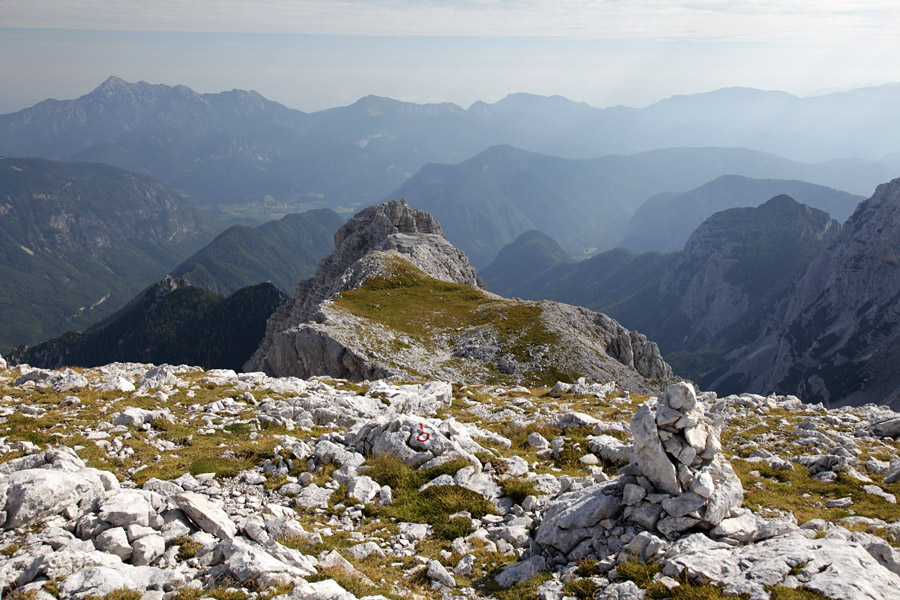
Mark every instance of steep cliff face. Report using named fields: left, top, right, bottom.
left=657, top=195, right=840, bottom=352
left=710, top=178, right=900, bottom=407
left=246, top=200, right=672, bottom=389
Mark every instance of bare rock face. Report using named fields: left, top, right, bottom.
left=278, top=198, right=481, bottom=326
left=246, top=199, right=672, bottom=388
left=710, top=178, right=900, bottom=407
left=246, top=199, right=483, bottom=375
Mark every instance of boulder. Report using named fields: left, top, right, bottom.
left=631, top=403, right=679, bottom=495
left=0, top=468, right=108, bottom=529
left=663, top=533, right=900, bottom=600
left=171, top=492, right=237, bottom=540
left=533, top=479, right=622, bottom=556
left=98, top=489, right=159, bottom=528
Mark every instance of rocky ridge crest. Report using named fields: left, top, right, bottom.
left=711, top=177, right=900, bottom=407
left=247, top=200, right=671, bottom=389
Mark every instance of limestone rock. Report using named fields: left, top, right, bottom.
left=171, top=492, right=237, bottom=540
left=533, top=480, right=623, bottom=556
left=1, top=468, right=108, bottom=529
left=663, top=532, right=900, bottom=600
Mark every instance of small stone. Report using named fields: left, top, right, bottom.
left=826, top=497, right=853, bottom=508
left=426, top=560, right=456, bottom=587
left=623, top=484, right=647, bottom=506
left=132, top=534, right=165, bottom=566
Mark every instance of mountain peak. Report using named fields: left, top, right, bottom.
left=96, top=75, right=130, bottom=91
left=245, top=201, right=671, bottom=387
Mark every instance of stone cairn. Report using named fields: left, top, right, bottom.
left=622, top=381, right=743, bottom=538
left=527, top=382, right=746, bottom=574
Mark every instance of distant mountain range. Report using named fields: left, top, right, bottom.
left=1, top=77, right=897, bottom=223
left=619, top=175, right=864, bottom=253
left=388, top=145, right=878, bottom=266
left=0, top=157, right=342, bottom=352
left=709, top=177, right=900, bottom=408
left=0, top=157, right=219, bottom=351
left=483, top=195, right=841, bottom=388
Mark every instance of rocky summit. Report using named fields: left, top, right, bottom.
left=247, top=200, right=671, bottom=390
left=2, top=357, right=900, bottom=600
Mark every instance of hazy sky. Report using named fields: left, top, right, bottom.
left=2, top=1, right=899, bottom=114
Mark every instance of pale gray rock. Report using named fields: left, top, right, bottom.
left=318, top=549, right=373, bottom=585
left=96, top=375, right=135, bottom=393
left=346, top=542, right=385, bottom=560
left=347, top=475, right=381, bottom=504
left=631, top=403, right=680, bottom=495
left=138, top=366, right=178, bottom=391
left=292, top=483, right=334, bottom=508
left=863, top=485, right=897, bottom=504
left=218, top=538, right=314, bottom=586
left=142, top=478, right=184, bottom=497
left=625, top=531, right=668, bottom=563
left=662, top=493, right=705, bottom=518
left=454, top=554, right=476, bottom=576
left=700, top=456, right=743, bottom=526
left=596, top=581, right=646, bottom=600
left=426, top=559, right=456, bottom=587
left=711, top=514, right=758, bottom=543
left=1, top=468, right=108, bottom=529
left=692, top=471, right=715, bottom=499
left=528, top=432, right=550, bottom=449
left=504, top=456, right=530, bottom=477
left=623, top=484, right=646, bottom=506
left=94, top=527, right=132, bottom=561
left=171, top=492, right=237, bottom=540
left=131, top=535, right=165, bottom=566
left=291, top=579, right=356, bottom=600
left=112, top=407, right=169, bottom=427
left=665, top=382, right=698, bottom=412
left=657, top=516, right=700, bottom=538
left=533, top=479, right=622, bottom=556
left=884, top=460, right=900, bottom=484
left=56, top=564, right=185, bottom=600
left=15, top=368, right=88, bottom=393
left=826, top=497, right=854, bottom=508
left=242, top=516, right=270, bottom=545
left=98, top=489, right=157, bottom=528
left=630, top=502, right=664, bottom=531
left=664, top=532, right=900, bottom=600
left=588, top=435, right=632, bottom=465
left=495, top=555, right=546, bottom=588
left=873, top=417, right=900, bottom=438
left=553, top=412, right=600, bottom=429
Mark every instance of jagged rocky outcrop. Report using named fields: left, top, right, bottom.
left=656, top=195, right=840, bottom=353
left=247, top=200, right=671, bottom=389
left=710, top=178, right=900, bottom=407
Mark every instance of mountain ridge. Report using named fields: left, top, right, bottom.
left=2, top=77, right=897, bottom=223
left=708, top=177, right=900, bottom=407
left=0, top=156, right=221, bottom=352
left=247, top=199, right=672, bottom=389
